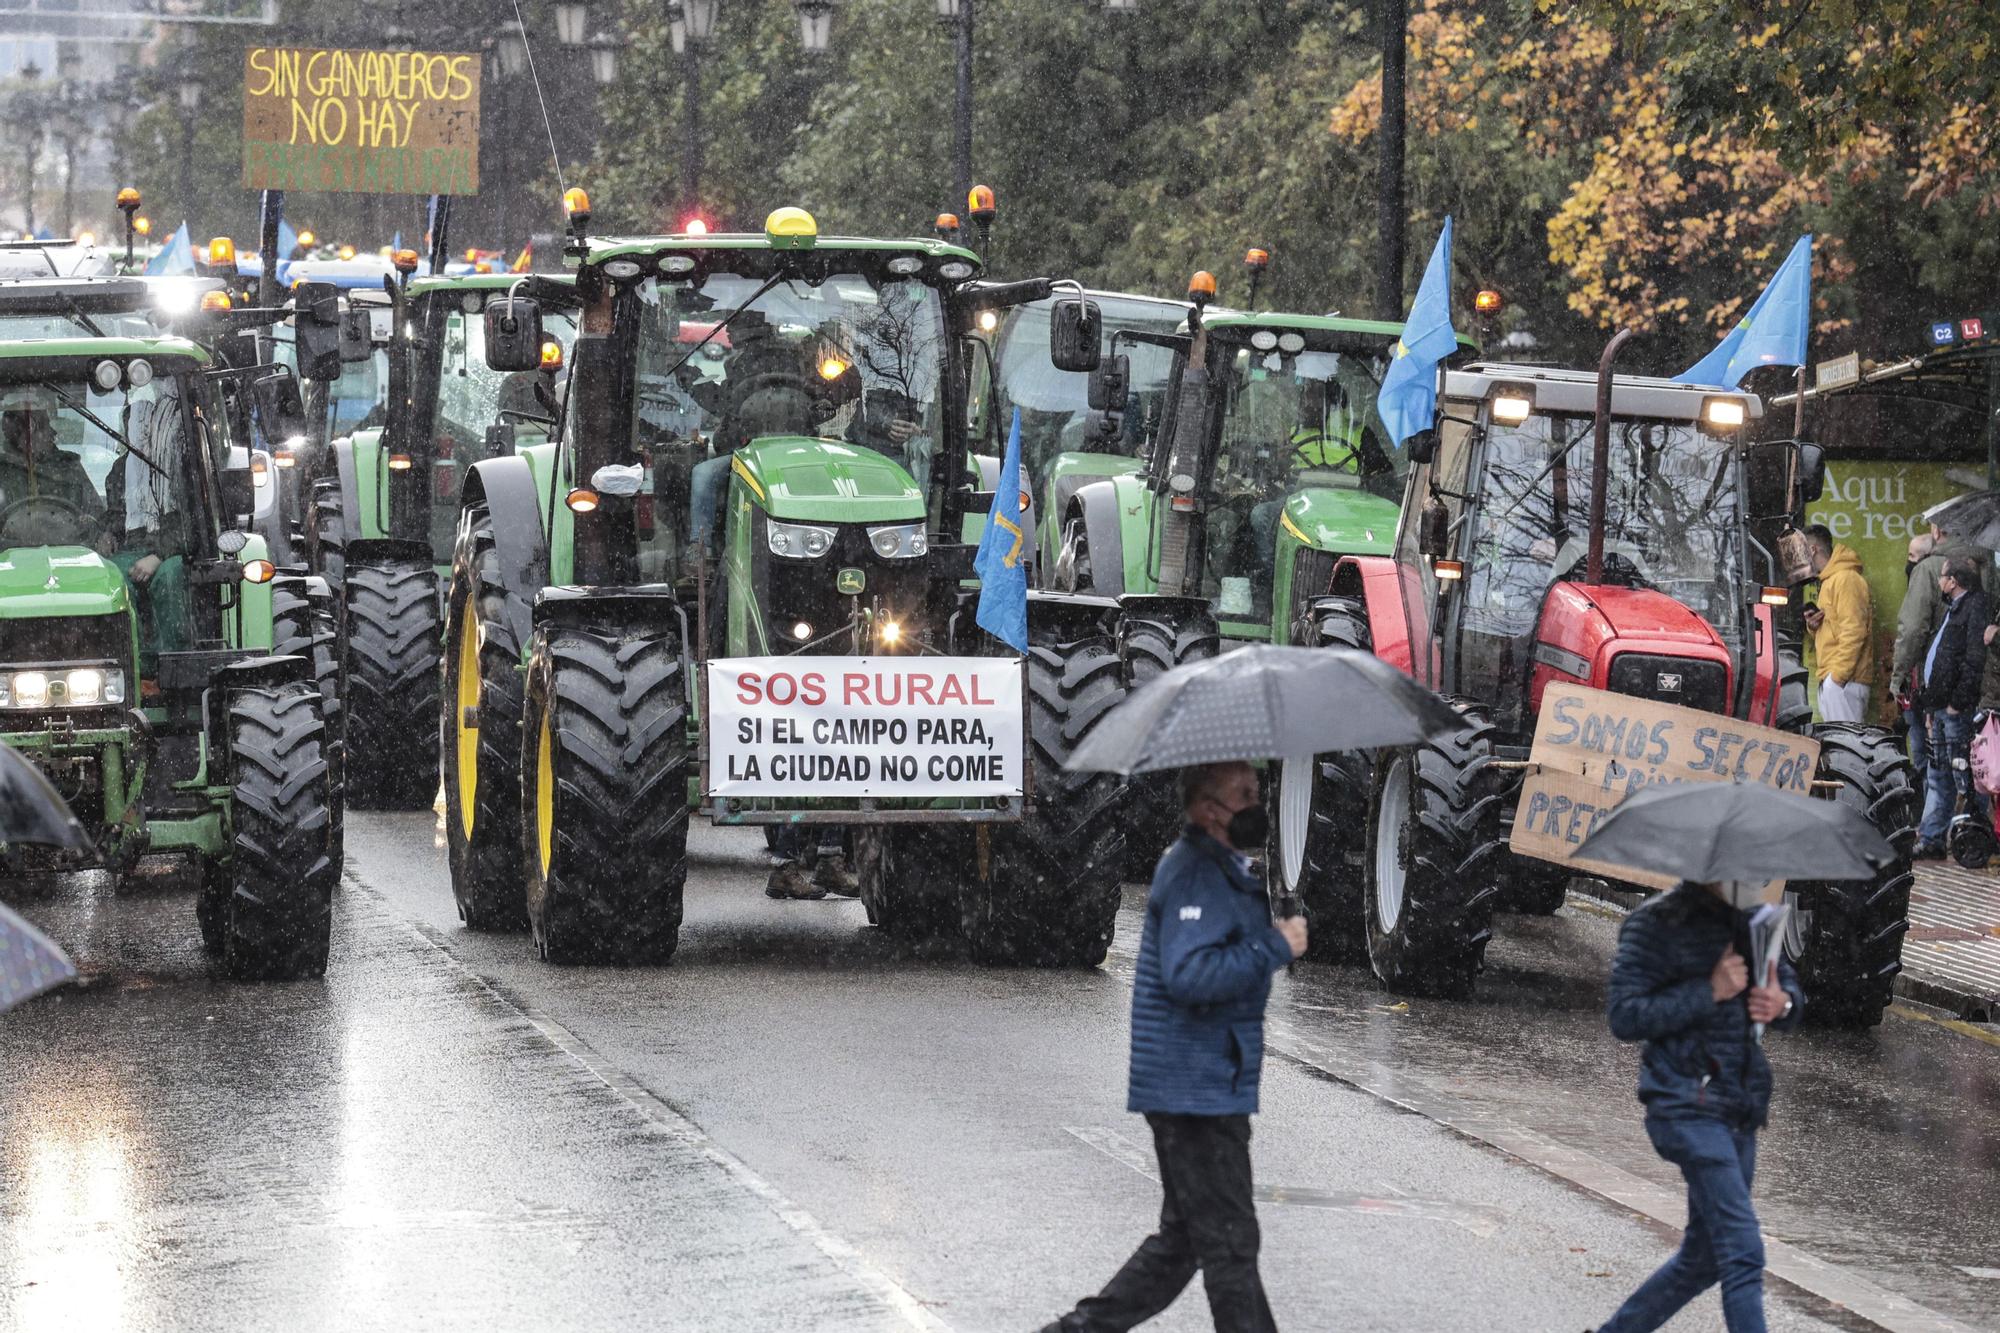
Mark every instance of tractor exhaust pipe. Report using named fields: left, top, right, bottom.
left=1587, top=328, right=1638, bottom=585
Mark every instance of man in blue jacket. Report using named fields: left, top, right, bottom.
left=1042, top=761, right=1308, bottom=1333
left=1591, top=880, right=1804, bottom=1333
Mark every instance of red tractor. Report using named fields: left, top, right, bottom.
left=1279, top=357, right=1916, bottom=1025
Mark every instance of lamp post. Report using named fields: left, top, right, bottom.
left=53, top=84, right=86, bottom=238
left=793, top=0, right=839, bottom=54
left=670, top=0, right=718, bottom=218
left=492, top=20, right=530, bottom=247
left=13, top=62, right=41, bottom=236
left=177, top=62, right=202, bottom=236
left=1376, top=0, right=1407, bottom=319
left=933, top=0, right=973, bottom=207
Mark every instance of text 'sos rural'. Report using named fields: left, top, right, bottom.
left=242, top=47, right=481, bottom=195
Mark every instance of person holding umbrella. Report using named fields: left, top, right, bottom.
left=1040, top=761, right=1305, bottom=1333
left=1574, top=782, right=1892, bottom=1333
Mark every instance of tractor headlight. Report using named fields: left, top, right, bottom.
left=0, top=664, right=123, bottom=710
left=867, top=522, right=928, bottom=559
left=767, top=520, right=837, bottom=559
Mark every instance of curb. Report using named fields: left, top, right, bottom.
left=1893, top=970, right=1996, bottom=1023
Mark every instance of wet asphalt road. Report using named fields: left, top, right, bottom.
left=2, top=814, right=1997, bottom=1333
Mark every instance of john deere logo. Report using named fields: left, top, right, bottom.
left=1656, top=672, right=1684, bottom=693
left=836, top=567, right=866, bottom=595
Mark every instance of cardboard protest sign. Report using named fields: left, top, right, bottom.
left=706, top=657, right=1023, bottom=799
left=243, top=47, right=480, bottom=195
left=1509, top=683, right=1821, bottom=891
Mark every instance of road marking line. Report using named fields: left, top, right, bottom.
left=1066, top=1127, right=1506, bottom=1237
left=1101, top=935, right=1982, bottom=1333
left=350, top=875, right=955, bottom=1333
left=1887, top=1003, right=2000, bottom=1049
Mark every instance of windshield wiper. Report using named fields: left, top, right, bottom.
left=62, top=297, right=104, bottom=338
left=657, top=270, right=791, bottom=385
left=45, top=384, right=173, bottom=485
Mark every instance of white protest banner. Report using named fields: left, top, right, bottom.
left=707, top=656, right=1024, bottom=799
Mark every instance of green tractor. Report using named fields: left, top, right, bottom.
left=442, top=200, right=1143, bottom=966
left=0, top=336, right=339, bottom=979
left=1041, top=273, right=1472, bottom=882
left=298, top=255, right=577, bottom=809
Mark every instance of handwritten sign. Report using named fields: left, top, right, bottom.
left=243, top=47, right=480, bottom=195
left=707, top=657, right=1023, bottom=799
left=1509, top=683, right=1821, bottom=891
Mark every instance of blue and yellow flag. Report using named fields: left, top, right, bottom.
left=144, top=222, right=194, bottom=277
left=1676, top=234, right=1813, bottom=387
left=975, top=408, right=1030, bottom=654
left=1376, top=217, right=1458, bottom=446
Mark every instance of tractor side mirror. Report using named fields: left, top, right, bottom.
left=484, top=422, right=517, bottom=458
left=1087, top=353, right=1129, bottom=413
left=1417, top=495, right=1450, bottom=560
left=339, top=309, right=374, bottom=363
left=1406, top=427, right=1439, bottom=466
left=252, top=366, right=307, bottom=441
left=292, top=281, right=343, bottom=382
left=485, top=298, right=544, bottom=372
left=1048, top=297, right=1102, bottom=373
left=1794, top=442, right=1826, bottom=504
left=217, top=464, right=256, bottom=528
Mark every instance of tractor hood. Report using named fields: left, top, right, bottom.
left=1549, top=582, right=1728, bottom=650
left=730, top=437, right=925, bottom=524
left=1282, top=488, right=1399, bottom=555
left=0, top=546, right=131, bottom=618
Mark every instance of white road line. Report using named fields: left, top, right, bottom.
left=352, top=875, right=955, bottom=1333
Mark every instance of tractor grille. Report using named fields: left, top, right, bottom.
left=1607, top=653, right=1728, bottom=714
left=1291, top=548, right=1338, bottom=626
left=0, top=613, right=127, bottom=669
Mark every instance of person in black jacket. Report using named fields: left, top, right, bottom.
left=1591, top=881, right=1803, bottom=1333
left=1914, top=556, right=1990, bottom=857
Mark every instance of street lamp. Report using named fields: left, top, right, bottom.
left=176, top=61, right=201, bottom=237
left=669, top=0, right=718, bottom=215
left=794, top=0, right=839, bottom=55
left=682, top=0, right=718, bottom=41
left=8, top=69, right=41, bottom=237
left=937, top=0, right=973, bottom=203
left=555, top=0, right=591, bottom=48
left=1102, top=0, right=1139, bottom=11
left=588, top=33, right=620, bottom=85
left=496, top=19, right=530, bottom=78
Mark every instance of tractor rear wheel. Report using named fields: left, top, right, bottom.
left=343, top=556, right=442, bottom=809
left=857, top=824, right=958, bottom=940
left=271, top=573, right=345, bottom=866
left=1268, top=595, right=1371, bottom=961
left=520, top=620, right=690, bottom=966
left=966, top=608, right=1129, bottom=966
left=1772, top=634, right=1813, bottom=732
left=443, top=506, right=528, bottom=930
left=1364, top=697, right=1505, bottom=998
left=307, top=476, right=347, bottom=595
left=1791, top=724, right=1917, bottom=1027
left=1121, top=603, right=1221, bottom=877
left=213, top=680, right=337, bottom=980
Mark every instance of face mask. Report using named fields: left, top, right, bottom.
left=1719, top=879, right=1767, bottom=910
left=1225, top=802, right=1270, bottom=850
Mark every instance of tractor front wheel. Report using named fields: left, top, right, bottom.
left=857, top=824, right=958, bottom=940
left=343, top=555, right=443, bottom=809
left=443, top=507, right=528, bottom=930
left=520, top=620, right=690, bottom=966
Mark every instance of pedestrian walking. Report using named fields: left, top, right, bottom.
left=1799, top=525, right=1873, bottom=723
left=1913, top=556, right=1990, bottom=859
left=1040, top=761, right=1307, bottom=1333
left=1892, top=523, right=1988, bottom=803
left=1589, top=880, right=1804, bottom=1333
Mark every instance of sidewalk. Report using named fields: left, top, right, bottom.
left=1900, top=861, right=2000, bottom=1021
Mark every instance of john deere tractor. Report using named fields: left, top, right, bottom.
left=442, top=199, right=1146, bottom=967
left=0, top=337, right=339, bottom=979
left=1293, top=357, right=1912, bottom=1022
left=299, top=250, right=578, bottom=809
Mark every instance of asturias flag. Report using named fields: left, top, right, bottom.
left=1375, top=216, right=1459, bottom=447
left=974, top=407, right=1030, bottom=654
left=1676, top=234, right=1813, bottom=386
left=144, top=222, right=194, bottom=276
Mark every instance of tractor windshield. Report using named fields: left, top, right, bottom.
left=1462, top=412, right=1745, bottom=652
left=435, top=303, right=580, bottom=452
left=995, top=294, right=1184, bottom=480
left=1212, top=341, right=1401, bottom=504
left=631, top=270, right=949, bottom=497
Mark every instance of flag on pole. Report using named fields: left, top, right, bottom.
left=1375, top=217, right=1459, bottom=447
left=974, top=408, right=1031, bottom=654
left=144, top=222, right=194, bottom=276
left=277, top=217, right=299, bottom=259
left=1676, top=234, right=1814, bottom=386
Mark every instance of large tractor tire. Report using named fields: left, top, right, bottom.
left=271, top=573, right=346, bottom=866
left=856, top=824, right=959, bottom=940
left=343, top=555, right=442, bottom=809
left=965, top=609, right=1130, bottom=966
left=208, top=680, right=337, bottom=980
left=1268, top=594, right=1372, bottom=961
left=1790, top=724, right=1917, bottom=1027
left=1364, top=697, right=1506, bottom=999
left=519, top=620, right=690, bottom=965
left=1120, top=603, right=1221, bottom=878
left=307, top=476, right=347, bottom=595
left=1772, top=633, right=1813, bottom=732
left=443, top=506, right=529, bottom=930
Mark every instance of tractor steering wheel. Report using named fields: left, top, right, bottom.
left=0, top=494, right=93, bottom=547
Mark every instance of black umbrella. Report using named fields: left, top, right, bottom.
left=0, top=903, right=77, bottom=1012
left=1065, top=644, right=1463, bottom=776
left=0, top=742, right=90, bottom=852
left=1574, top=781, right=1891, bottom=884
left=1921, top=491, right=2000, bottom=549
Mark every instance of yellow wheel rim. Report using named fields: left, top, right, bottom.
left=454, top=610, right=481, bottom=834
left=535, top=706, right=555, bottom=877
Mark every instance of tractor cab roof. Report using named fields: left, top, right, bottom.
left=1202, top=311, right=1481, bottom=360
left=407, top=271, right=576, bottom=299
left=0, top=274, right=223, bottom=315
left=580, top=231, right=982, bottom=285
left=0, top=240, right=119, bottom=280
left=1444, top=362, right=1763, bottom=422
left=0, top=335, right=211, bottom=371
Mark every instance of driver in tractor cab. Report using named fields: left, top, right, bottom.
left=686, top=309, right=818, bottom=557
left=102, top=383, right=195, bottom=655
left=0, top=386, right=105, bottom=532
